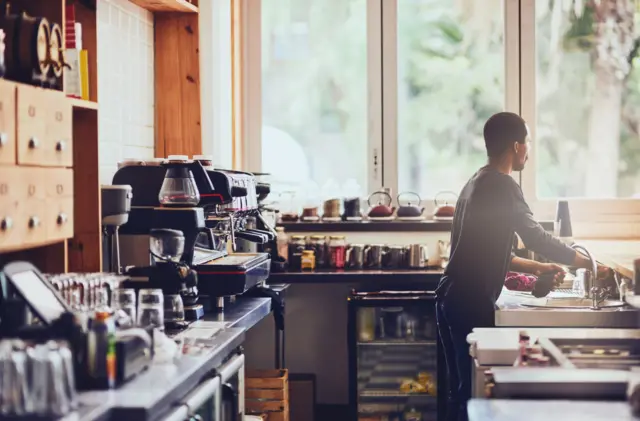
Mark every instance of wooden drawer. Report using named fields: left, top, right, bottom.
left=46, top=197, right=73, bottom=241
left=16, top=85, right=47, bottom=166
left=45, top=168, right=74, bottom=198
left=46, top=90, right=72, bottom=167
left=0, top=80, right=16, bottom=165
left=0, top=167, right=22, bottom=249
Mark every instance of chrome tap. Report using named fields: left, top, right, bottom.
left=571, top=244, right=603, bottom=309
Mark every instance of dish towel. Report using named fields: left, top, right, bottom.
left=504, top=271, right=537, bottom=292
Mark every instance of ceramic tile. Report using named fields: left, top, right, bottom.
left=97, top=0, right=155, bottom=184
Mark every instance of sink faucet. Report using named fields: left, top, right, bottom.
left=571, top=244, right=604, bottom=309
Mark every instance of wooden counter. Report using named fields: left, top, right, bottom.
left=579, top=240, right=640, bottom=279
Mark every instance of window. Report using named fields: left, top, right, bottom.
left=260, top=0, right=370, bottom=193
left=396, top=0, right=505, bottom=197
left=532, top=0, right=640, bottom=199
left=242, top=0, right=640, bottom=225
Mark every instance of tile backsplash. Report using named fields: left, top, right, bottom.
left=97, top=0, right=155, bottom=185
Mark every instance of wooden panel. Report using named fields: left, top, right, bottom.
left=129, top=0, right=198, bottom=13
left=69, top=108, right=101, bottom=272
left=0, top=241, right=68, bottom=273
left=155, top=13, right=201, bottom=158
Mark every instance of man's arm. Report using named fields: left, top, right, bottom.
left=507, top=183, right=609, bottom=274
left=510, top=255, right=544, bottom=274
left=507, top=182, right=577, bottom=266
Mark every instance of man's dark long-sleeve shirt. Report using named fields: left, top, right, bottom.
left=436, top=166, right=576, bottom=311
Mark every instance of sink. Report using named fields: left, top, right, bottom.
left=520, top=298, right=626, bottom=309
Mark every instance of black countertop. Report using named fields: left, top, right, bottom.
left=268, top=268, right=443, bottom=287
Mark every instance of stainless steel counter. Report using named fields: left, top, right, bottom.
left=72, top=296, right=274, bottom=421
left=495, top=289, right=639, bottom=328
left=468, top=399, right=639, bottom=421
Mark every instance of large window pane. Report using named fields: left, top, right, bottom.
left=261, top=0, right=368, bottom=193
left=536, top=0, right=640, bottom=198
left=397, top=0, right=504, bottom=198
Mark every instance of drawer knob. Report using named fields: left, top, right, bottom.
left=0, top=133, right=7, bottom=147
left=56, top=213, right=67, bottom=225
left=1, top=217, right=12, bottom=231
left=29, top=137, right=39, bottom=149
left=28, top=216, right=40, bottom=229
left=56, top=140, right=66, bottom=152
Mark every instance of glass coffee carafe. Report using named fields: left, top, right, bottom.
left=158, top=155, right=201, bottom=206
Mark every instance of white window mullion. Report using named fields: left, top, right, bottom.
left=200, top=0, right=233, bottom=169
left=242, top=0, right=262, bottom=172
left=380, top=0, right=398, bottom=197
left=519, top=0, right=538, bottom=204
left=366, top=0, right=384, bottom=194
left=505, top=0, right=521, bottom=185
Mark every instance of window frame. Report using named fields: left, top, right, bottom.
left=242, top=0, right=384, bottom=191
left=519, top=0, right=640, bottom=228
left=240, top=0, right=640, bottom=231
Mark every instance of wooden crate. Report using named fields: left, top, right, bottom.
left=246, top=369, right=289, bottom=421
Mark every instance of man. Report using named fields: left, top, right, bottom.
left=436, top=112, right=608, bottom=421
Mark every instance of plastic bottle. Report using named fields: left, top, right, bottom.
left=87, top=311, right=116, bottom=389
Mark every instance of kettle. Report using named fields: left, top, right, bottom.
left=367, top=191, right=395, bottom=218
left=433, top=191, right=458, bottom=220
left=396, top=192, right=424, bottom=218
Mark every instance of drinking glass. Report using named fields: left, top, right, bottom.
left=163, top=295, right=185, bottom=324
left=137, top=289, right=164, bottom=330
left=112, top=289, right=137, bottom=322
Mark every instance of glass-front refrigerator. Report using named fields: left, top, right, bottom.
left=348, top=290, right=445, bottom=421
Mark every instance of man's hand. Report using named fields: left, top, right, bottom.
left=535, top=262, right=566, bottom=285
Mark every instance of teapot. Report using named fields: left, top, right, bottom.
left=396, top=192, right=424, bottom=218
left=433, top=191, right=458, bottom=219
left=367, top=191, right=395, bottom=218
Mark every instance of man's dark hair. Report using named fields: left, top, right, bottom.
left=483, top=112, right=528, bottom=158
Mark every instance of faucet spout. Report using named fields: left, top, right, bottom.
left=571, top=244, right=599, bottom=301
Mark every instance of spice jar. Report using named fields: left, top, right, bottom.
left=288, top=235, right=307, bottom=271
left=328, top=235, right=347, bottom=269
left=301, top=250, right=316, bottom=271
left=307, top=235, right=327, bottom=268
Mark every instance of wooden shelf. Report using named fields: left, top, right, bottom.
left=129, top=0, right=198, bottom=13
left=70, top=98, right=98, bottom=110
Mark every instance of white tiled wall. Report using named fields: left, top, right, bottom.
left=97, top=0, right=155, bottom=184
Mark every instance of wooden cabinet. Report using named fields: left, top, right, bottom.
left=47, top=91, right=73, bottom=167
left=0, top=81, right=16, bottom=165
left=16, top=85, right=73, bottom=167
left=16, top=84, right=47, bottom=166
left=0, top=81, right=76, bottom=253
left=46, top=169, right=74, bottom=240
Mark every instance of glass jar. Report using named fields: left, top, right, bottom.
left=328, top=235, right=347, bottom=269
left=158, top=156, right=200, bottom=207
left=276, top=227, right=289, bottom=261
left=301, top=181, right=321, bottom=221
left=279, top=191, right=301, bottom=222
left=301, top=250, right=316, bottom=271
left=307, top=235, right=327, bottom=268
left=288, top=235, right=307, bottom=270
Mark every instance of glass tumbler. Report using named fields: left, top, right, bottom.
left=137, top=289, right=164, bottom=330
left=112, top=289, right=137, bottom=322
left=163, top=295, right=185, bottom=324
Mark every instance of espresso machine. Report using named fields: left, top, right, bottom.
left=112, top=156, right=273, bottom=311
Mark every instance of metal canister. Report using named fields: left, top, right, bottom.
left=307, top=235, right=327, bottom=268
